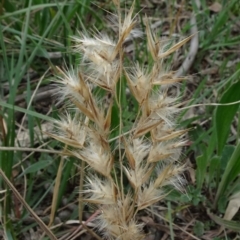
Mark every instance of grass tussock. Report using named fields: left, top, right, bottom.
left=49, top=0, right=190, bottom=239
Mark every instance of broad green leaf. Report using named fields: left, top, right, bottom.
left=220, top=145, right=235, bottom=171
left=214, top=81, right=240, bottom=155
left=215, top=142, right=240, bottom=205
left=207, top=156, right=220, bottom=187
left=225, top=143, right=240, bottom=190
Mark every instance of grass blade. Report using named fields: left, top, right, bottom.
left=214, top=81, right=240, bottom=155
left=207, top=208, right=240, bottom=231
left=0, top=101, right=55, bottom=122
left=214, top=142, right=240, bottom=207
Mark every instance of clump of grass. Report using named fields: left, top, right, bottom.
left=49, top=0, right=190, bottom=238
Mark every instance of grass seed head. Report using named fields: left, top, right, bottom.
left=50, top=1, right=190, bottom=239
left=97, top=195, right=144, bottom=240
left=84, top=175, right=117, bottom=204
left=137, top=182, right=166, bottom=210
left=72, top=140, right=113, bottom=178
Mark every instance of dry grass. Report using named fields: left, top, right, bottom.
left=49, top=1, right=191, bottom=239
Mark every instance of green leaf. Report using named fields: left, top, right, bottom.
left=225, top=143, right=240, bottom=189
left=19, top=160, right=51, bottom=177
left=215, top=142, right=240, bottom=206
left=207, top=209, right=240, bottom=231
left=2, top=0, right=15, bottom=12
left=207, top=155, right=220, bottom=187
left=214, top=81, right=240, bottom=155
left=35, top=47, right=50, bottom=59
left=196, top=152, right=208, bottom=190
left=0, top=3, right=71, bottom=20
left=0, top=101, right=55, bottom=122
left=193, top=221, right=204, bottom=237
left=220, top=145, right=235, bottom=171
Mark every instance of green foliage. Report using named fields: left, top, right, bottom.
left=193, top=221, right=204, bottom=237
left=192, top=74, right=240, bottom=230
left=193, top=80, right=240, bottom=202
left=0, top=0, right=102, bottom=237
left=214, top=81, right=240, bottom=155
left=215, top=142, right=240, bottom=206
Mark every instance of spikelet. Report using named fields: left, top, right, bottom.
left=49, top=1, right=191, bottom=239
